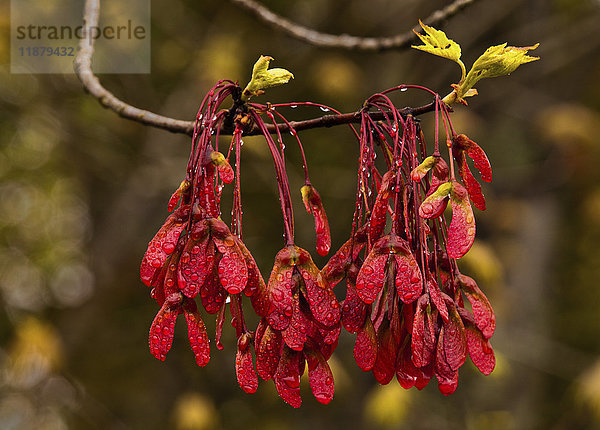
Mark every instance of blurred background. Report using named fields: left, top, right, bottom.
left=1, top=0, right=600, bottom=428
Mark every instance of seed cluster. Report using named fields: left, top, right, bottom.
left=141, top=81, right=496, bottom=407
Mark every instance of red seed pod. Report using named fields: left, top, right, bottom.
left=296, top=249, right=340, bottom=328
left=456, top=151, right=487, bottom=210
left=391, top=236, right=423, bottom=304
left=140, top=205, right=189, bottom=287
left=210, top=151, right=235, bottom=184
left=236, top=333, right=259, bottom=393
left=200, top=169, right=219, bottom=218
left=415, top=361, right=435, bottom=390
left=198, top=263, right=227, bottom=314
left=447, top=181, right=476, bottom=259
left=301, top=184, right=332, bottom=256
left=453, top=134, right=492, bottom=182
left=434, top=326, right=460, bottom=395
left=282, top=293, right=311, bottom=351
left=168, top=180, right=191, bottom=212
left=460, top=310, right=496, bottom=375
left=213, top=234, right=249, bottom=295
left=183, top=299, right=210, bottom=367
left=452, top=134, right=492, bottom=211
left=265, top=247, right=296, bottom=331
left=372, top=319, right=398, bottom=385
left=418, top=181, right=451, bottom=219
left=396, top=339, right=420, bottom=389
left=410, top=156, right=437, bottom=183
left=341, top=267, right=368, bottom=333
left=442, top=298, right=468, bottom=371
left=369, top=170, right=396, bottom=243
left=178, top=220, right=213, bottom=298
left=427, top=276, right=449, bottom=323
left=305, top=346, right=335, bottom=405
left=411, top=295, right=436, bottom=368
left=256, top=325, right=283, bottom=381
left=274, top=347, right=302, bottom=408
left=456, top=274, right=495, bottom=339
left=356, top=238, right=389, bottom=304
left=149, top=292, right=183, bottom=361
left=354, top=318, right=377, bottom=371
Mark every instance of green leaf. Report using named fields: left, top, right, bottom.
left=411, top=20, right=465, bottom=78
left=242, top=55, right=294, bottom=101
left=454, top=43, right=539, bottom=102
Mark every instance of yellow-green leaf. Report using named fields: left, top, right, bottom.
left=455, top=43, right=539, bottom=101
left=242, top=55, right=294, bottom=101
left=411, top=20, right=464, bottom=77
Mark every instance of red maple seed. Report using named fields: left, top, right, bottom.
left=183, top=299, right=211, bottom=367
left=341, top=266, right=368, bottom=333
left=442, top=299, right=468, bottom=371
left=236, top=333, right=259, bottom=393
left=256, top=324, right=283, bottom=381
left=461, top=310, right=496, bottom=375
left=419, top=181, right=451, bottom=219
left=372, top=320, right=398, bottom=385
left=210, top=151, right=235, bottom=184
left=453, top=134, right=492, bottom=182
left=354, top=319, right=377, bottom=371
left=447, top=181, right=476, bottom=259
left=149, top=293, right=181, bottom=361
left=411, top=295, right=436, bottom=368
left=369, top=170, right=396, bottom=243
left=282, top=292, right=311, bottom=351
left=140, top=205, right=189, bottom=287
left=396, top=340, right=420, bottom=389
left=301, top=184, right=332, bottom=256
left=456, top=274, right=495, bottom=339
left=178, top=220, right=213, bottom=298
left=434, top=326, right=460, bottom=395
left=274, top=347, right=302, bottom=408
left=305, top=346, right=335, bottom=405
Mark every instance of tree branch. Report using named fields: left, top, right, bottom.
left=229, top=0, right=479, bottom=51
left=74, top=0, right=195, bottom=135
left=74, top=0, right=440, bottom=136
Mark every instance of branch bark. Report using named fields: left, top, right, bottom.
left=230, top=0, right=479, bottom=51
left=74, top=0, right=442, bottom=136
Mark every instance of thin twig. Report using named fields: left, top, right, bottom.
left=74, top=0, right=438, bottom=136
left=230, top=0, right=479, bottom=51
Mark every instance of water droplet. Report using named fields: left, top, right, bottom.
left=273, top=289, right=284, bottom=301
left=282, top=375, right=300, bottom=388
left=291, top=104, right=298, bottom=109
left=320, top=106, right=330, bottom=112
left=225, top=296, right=231, bottom=304
left=151, top=258, right=162, bottom=268
left=400, top=87, right=408, bottom=92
